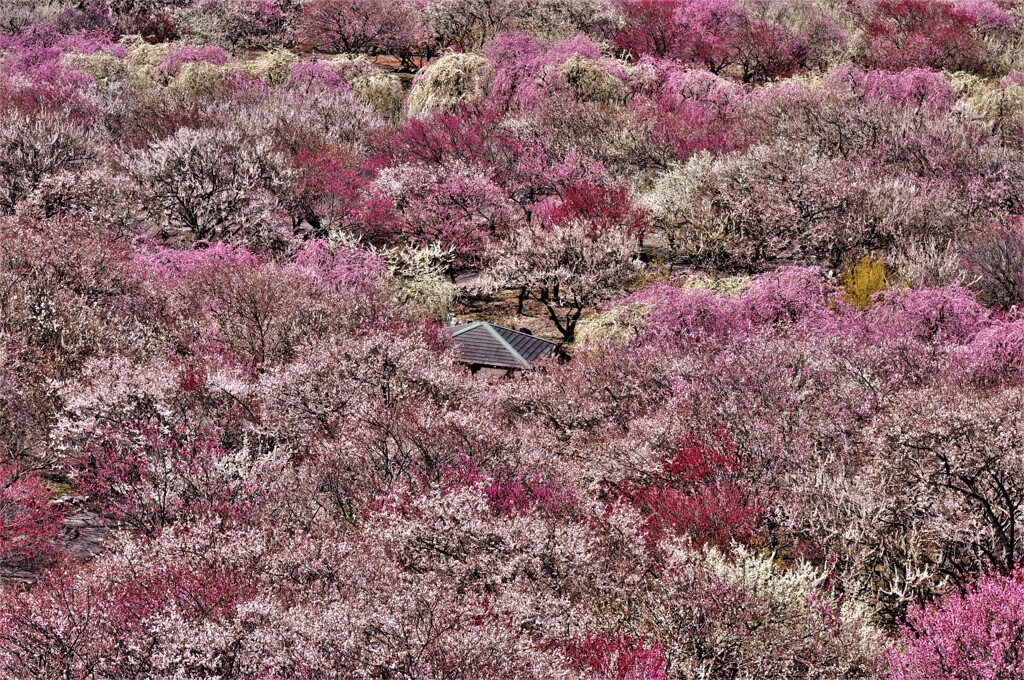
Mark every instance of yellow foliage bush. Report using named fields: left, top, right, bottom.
left=124, top=38, right=170, bottom=86
left=352, top=74, right=405, bottom=119
left=946, top=70, right=984, bottom=99
left=573, top=303, right=651, bottom=347
left=406, top=53, right=494, bottom=117
left=676, top=273, right=752, bottom=297
left=841, top=256, right=890, bottom=309
left=64, top=52, right=127, bottom=85
left=169, top=61, right=228, bottom=96
left=238, top=49, right=297, bottom=86
left=554, top=55, right=626, bottom=104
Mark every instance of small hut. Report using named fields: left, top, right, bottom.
left=447, top=322, right=558, bottom=376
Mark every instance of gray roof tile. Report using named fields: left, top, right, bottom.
left=447, top=323, right=558, bottom=370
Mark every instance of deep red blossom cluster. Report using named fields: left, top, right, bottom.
left=617, top=428, right=762, bottom=551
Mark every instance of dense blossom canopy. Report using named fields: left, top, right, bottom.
left=2, top=0, right=1024, bottom=677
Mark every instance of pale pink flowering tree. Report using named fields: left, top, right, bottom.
left=639, top=543, right=884, bottom=677
left=865, top=387, right=1024, bottom=581
left=131, top=240, right=391, bottom=371
left=0, top=339, right=52, bottom=469
left=130, top=125, right=292, bottom=247
left=367, top=160, right=520, bottom=269
left=0, top=111, right=99, bottom=215
left=481, top=178, right=647, bottom=342
left=69, top=420, right=278, bottom=534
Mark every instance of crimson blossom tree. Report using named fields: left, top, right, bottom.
left=296, top=0, right=426, bottom=64
left=0, top=464, right=62, bottom=574
left=612, top=0, right=688, bottom=57
left=676, top=0, right=845, bottom=82
left=564, top=633, right=667, bottom=680
left=856, top=0, right=1016, bottom=75
left=616, top=427, right=763, bottom=552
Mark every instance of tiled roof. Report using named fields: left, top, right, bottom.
left=448, top=322, right=558, bottom=370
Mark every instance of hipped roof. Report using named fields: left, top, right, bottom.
left=448, top=322, right=558, bottom=370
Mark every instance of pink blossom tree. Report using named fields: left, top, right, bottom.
left=856, top=0, right=1016, bottom=75
left=296, top=0, right=425, bottom=65
left=70, top=421, right=277, bottom=534
left=366, top=160, right=519, bottom=270
left=889, top=571, right=1024, bottom=679
left=482, top=181, right=647, bottom=342
left=0, top=463, right=62, bottom=573
left=0, top=111, right=99, bottom=214
left=130, top=125, right=292, bottom=247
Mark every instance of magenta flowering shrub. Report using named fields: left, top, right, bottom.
left=610, top=266, right=852, bottom=345
left=634, top=59, right=749, bottom=158
left=0, top=37, right=96, bottom=119
left=889, top=571, right=1024, bottom=679
left=565, top=632, right=668, bottom=680
left=864, top=287, right=992, bottom=343
left=289, top=238, right=386, bottom=293
left=130, top=239, right=261, bottom=284
left=958, top=318, right=1024, bottom=383
left=825, top=66, right=957, bottom=113
left=159, top=43, right=229, bottom=77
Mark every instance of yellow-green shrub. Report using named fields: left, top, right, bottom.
left=841, top=256, right=890, bottom=309
left=406, top=53, right=494, bottom=117
left=554, top=55, right=626, bottom=105
left=64, top=52, right=127, bottom=85
left=124, top=39, right=170, bottom=86
left=352, top=74, right=405, bottom=119
left=169, top=61, right=229, bottom=96
left=238, top=49, right=297, bottom=86
left=574, top=303, right=650, bottom=346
